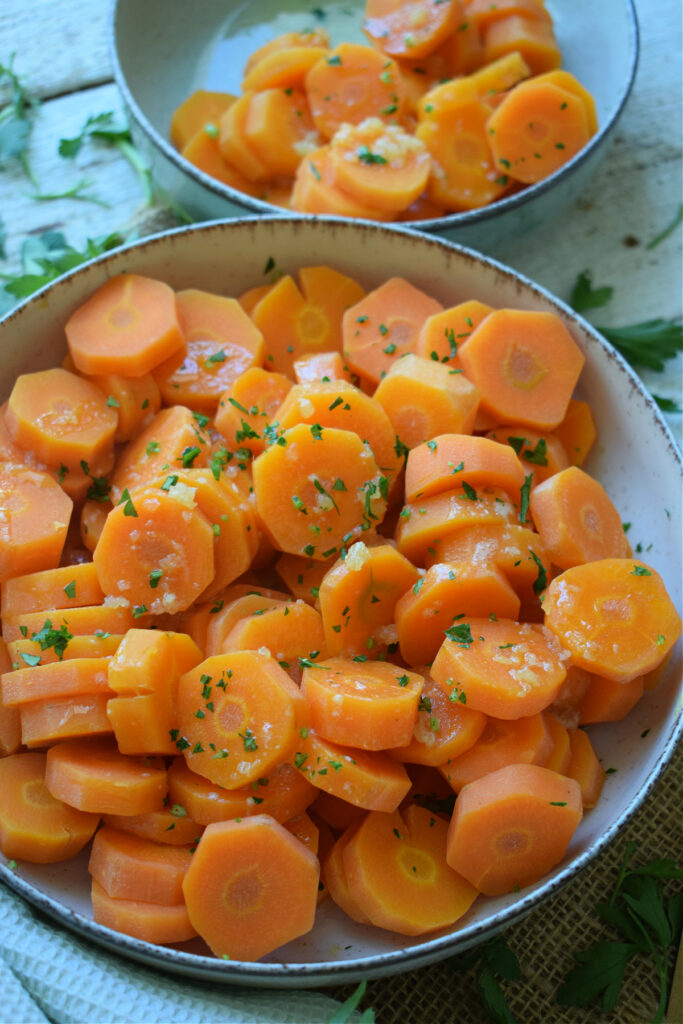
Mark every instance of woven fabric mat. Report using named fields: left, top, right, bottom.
left=325, top=739, right=683, bottom=1024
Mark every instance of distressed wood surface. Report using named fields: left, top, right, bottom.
left=0, top=0, right=681, bottom=427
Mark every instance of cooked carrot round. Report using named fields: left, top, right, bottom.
left=439, top=711, right=552, bottom=792
left=88, top=825, right=193, bottom=905
left=0, top=463, right=73, bottom=582
left=405, top=433, right=526, bottom=503
left=91, top=878, right=198, bottom=945
left=389, top=675, right=487, bottom=767
left=45, top=738, right=167, bottom=816
left=363, top=0, right=461, bottom=60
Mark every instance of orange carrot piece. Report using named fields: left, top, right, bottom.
left=293, top=351, right=353, bottom=386
left=181, top=127, right=262, bottom=195
left=65, top=274, right=185, bottom=377
left=485, top=425, right=569, bottom=485
left=565, top=728, right=605, bottom=810
left=438, top=711, right=552, bottom=792
left=2, top=656, right=112, bottom=707
left=323, top=823, right=372, bottom=923
left=0, top=464, right=73, bottom=583
left=170, top=89, right=236, bottom=150
left=342, top=277, right=443, bottom=386
left=291, top=145, right=397, bottom=221
left=431, top=15, right=485, bottom=75
left=541, top=711, right=572, bottom=775
left=467, top=0, right=550, bottom=31
left=0, top=639, right=21, bottom=755
left=302, top=657, right=423, bottom=750
left=405, top=433, right=525, bottom=503
left=253, top=423, right=386, bottom=560
left=544, top=559, right=682, bottom=684
left=93, top=487, right=215, bottom=615
left=283, top=810, right=320, bottom=855
left=182, top=815, right=319, bottom=961
left=89, top=825, right=193, bottom=904
left=167, top=757, right=316, bottom=826
left=486, top=80, right=590, bottom=185
left=483, top=15, right=561, bottom=75
left=244, top=88, right=320, bottom=178
left=311, top=791, right=367, bottom=833
left=86, top=371, right=161, bottom=444
left=0, top=751, right=99, bottom=862
left=238, top=283, right=274, bottom=315
left=218, top=93, right=272, bottom=181
left=276, top=553, right=336, bottom=606
left=431, top=617, right=567, bottom=719
left=466, top=50, right=533, bottom=97
left=548, top=664, right=593, bottom=730
left=305, top=44, right=409, bottom=141
left=554, top=398, right=597, bottom=468
left=243, top=30, right=329, bottom=78
left=530, top=70, right=598, bottom=135
left=389, top=675, right=487, bottom=766
left=458, top=309, right=585, bottom=430
left=91, top=879, right=198, bottom=944
left=204, top=592, right=287, bottom=657
left=415, top=300, right=494, bottom=368
left=0, top=403, right=48, bottom=471
left=243, top=46, right=330, bottom=93
left=102, top=807, right=203, bottom=847
left=2, top=562, right=103, bottom=617
left=214, top=367, right=292, bottom=457
left=220, top=600, right=328, bottom=670
left=578, top=673, right=644, bottom=725
left=295, top=729, right=412, bottom=811
left=19, top=694, right=112, bottom=748
left=446, top=762, right=582, bottom=895
left=363, top=0, right=463, bottom=60
left=45, top=738, right=167, bottom=815
left=7, top=368, right=117, bottom=471
left=3, top=605, right=134, bottom=645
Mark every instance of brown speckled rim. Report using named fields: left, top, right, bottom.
left=107, top=0, right=639, bottom=233
left=0, top=217, right=679, bottom=989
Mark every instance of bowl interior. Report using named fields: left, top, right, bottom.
left=112, top=0, right=637, bottom=232
left=0, top=218, right=679, bottom=986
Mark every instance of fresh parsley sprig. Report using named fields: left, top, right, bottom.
left=0, top=53, right=39, bottom=183
left=451, top=935, right=522, bottom=1024
left=326, top=980, right=375, bottom=1023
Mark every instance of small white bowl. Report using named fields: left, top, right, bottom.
left=0, top=218, right=679, bottom=988
left=109, top=0, right=639, bottom=249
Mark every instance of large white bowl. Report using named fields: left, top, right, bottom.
left=109, top=0, right=638, bottom=250
left=0, top=218, right=680, bottom=988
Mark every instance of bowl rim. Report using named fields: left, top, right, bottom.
left=107, top=0, right=640, bottom=231
left=0, top=215, right=679, bottom=987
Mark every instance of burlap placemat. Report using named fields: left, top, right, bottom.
left=325, top=739, right=682, bottom=1024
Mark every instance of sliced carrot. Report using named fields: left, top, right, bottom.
left=530, top=466, right=630, bottom=569
left=319, top=539, right=418, bottom=657
left=305, top=44, right=409, bottom=141
left=323, top=823, right=371, bottom=923
left=327, top=118, right=431, bottom=213
left=466, top=50, right=533, bottom=97
left=45, top=738, right=167, bottom=815
left=544, top=559, right=682, bottom=684
left=86, top=371, right=161, bottom=444
left=109, top=405, right=211, bottom=503
left=283, top=810, right=320, bottom=855
left=2, top=656, right=112, bottom=707
left=214, top=367, right=292, bottom=457
left=0, top=639, right=21, bottom=755
left=7, top=368, right=117, bottom=471
left=486, top=425, right=569, bottom=485
left=218, top=93, right=272, bottom=181
left=432, top=15, right=485, bottom=75
left=2, top=562, right=103, bottom=617
left=467, top=0, right=550, bottom=32
left=458, top=308, right=585, bottom=429
left=220, top=600, right=328, bottom=670
left=167, top=756, right=316, bottom=826
left=363, top=0, right=463, bottom=60
left=431, top=617, right=567, bottom=719
left=342, top=277, right=443, bottom=386
left=0, top=751, right=99, bottom=862
left=80, top=499, right=110, bottom=553
left=578, top=672, right=645, bottom=725
left=438, top=711, right=552, bottom=792
left=0, top=403, right=47, bottom=471
left=483, top=15, right=561, bottom=75
left=548, top=664, right=593, bottom=730
left=3, top=605, right=135, bottom=644
left=276, top=552, right=336, bottom=606
left=566, top=728, right=605, bottom=810
left=398, top=192, right=447, bottom=222
left=396, top=563, right=520, bottom=665
left=301, top=657, right=423, bottom=750
left=170, top=89, right=236, bottom=150
left=311, top=791, right=367, bottom=833
left=93, top=487, right=216, bottom=615
left=182, top=815, right=319, bottom=961
left=65, top=274, right=185, bottom=377
left=541, top=711, right=572, bottom=775
left=243, top=45, right=330, bottom=93
left=19, top=694, right=113, bottom=748
left=89, top=825, right=193, bottom=904
left=181, top=127, right=261, bottom=195
left=293, top=351, right=353, bottom=386
left=529, top=70, right=598, bottom=135
left=446, top=762, right=582, bottom=895
left=204, top=592, right=288, bottom=657
left=9, top=633, right=122, bottom=667
left=0, top=464, right=73, bottom=583
left=244, top=88, right=320, bottom=178
left=415, top=300, right=494, bottom=367
left=295, top=729, right=412, bottom=810
left=554, top=398, right=597, bottom=468
left=486, top=80, right=590, bottom=185
left=46, top=448, right=115, bottom=504
left=389, top=674, right=487, bottom=766
left=405, top=433, right=525, bottom=503
left=238, top=283, right=273, bottom=315
left=416, top=79, right=510, bottom=211
left=102, top=807, right=203, bottom=847
left=91, top=879, right=198, bottom=944
left=243, top=30, right=329, bottom=78
left=291, top=145, right=397, bottom=220
left=176, top=651, right=305, bottom=789
left=253, top=422, right=386, bottom=560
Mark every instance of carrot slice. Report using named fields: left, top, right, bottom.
left=0, top=751, right=99, bottom=862
left=0, top=464, right=73, bottom=583
left=2, top=656, right=112, bottom=707
left=466, top=50, right=533, bottom=98
left=529, top=70, right=598, bottom=135
left=93, top=487, right=215, bottom=615
left=0, top=639, right=21, bottom=755
left=565, top=728, right=605, bottom=810
left=291, top=145, right=397, bottom=220
left=220, top=599, right=328, bottom=670
left=363, top=0, right=463, bottom=60
left=102, top=807, right=203, bottom=847
left=91, top=879, right=198, bottom=944
left=312, top=791, right=366, bottom=833
left=323, top=823, right=372, bottom=923
left=293, top=351, right=352, bottom=386
left=327, top=118, right=431, bottom=213
left=244, top=88, right=320, bottom=178
left=431, top=617, right=567, bottom=719
left=214, top=367, right=292, bottom=457
left=544, top=559, right=682, bottom=684
left=65, top=274, right=185, bottom=377
left=414, top=300, right=494, bottom=367
left=253, top=423, right=386, bottom=560
left=301, top=657, right=423, bottom=750
left=243, top=30, right=329, bottom=78
left=295, top=729, right=412, bottom=810
left=467, top=0, right=551, bottom=32
left=486, top=80, right=590, bottom=185
left=458, top=308, right=585, bottom=429
left=578, top=672, right=644, bottom=725
left=7, top=368, right=117, bottom=471
left=485, top=424, right=569, bottom=485
left=181, top=127, right=261, bottom=195
left=554, top=398, right=597, bottom=468
left=167, top=757, right=316, bottom=826
left=406, top=433, right=525, bottom=503
left=218, top=93, right=272, bottom=181
left=548, top=664, right=593, bottom=730
left=45, top=738, right=166, bottom=815
left=176, top=651, right=305, bottom=789
left=275, top=553, right=336, bottom=606
left=182, top=815, right=319, bottom=961
left=170, top=89, right=236, bottom=150
left=446, top=762, right=582, bottom=895
left=283, top=810, right=320, bottom=855
left=2, top=562, right=103, bottom=617
left=342, top=277, right=443, bottom=386
left=389, top=675, right=487, bottom=766
left=438, top=711, right=552, bottom=792
left=541, top=711, right=572, bottom=775
left=305, top=44, right=409, bottom=141
left=3, top=605, right=134, bottom=645
left=89, top=825, right=193, bottom=904
left=243, top=45, right=330, bottom=93
left=204, top=592, right=288, bottom=657
left=483, top=15, right=561, bottom=75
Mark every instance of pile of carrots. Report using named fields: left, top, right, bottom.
left=0, top=264, right=680, bottom=962
left=170, top=0, right=598, bottom=219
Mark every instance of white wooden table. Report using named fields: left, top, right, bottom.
left=1, top=0, right=681, bottom=441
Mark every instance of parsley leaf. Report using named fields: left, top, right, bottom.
left=326, top=980, right=375, bottom=1023
left=594, top=319, right=683, bottom=372
left=570, top=270, right=614, bottom=312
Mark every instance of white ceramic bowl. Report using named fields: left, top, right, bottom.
left=109, top=0, right=639, bottom=250
left=0, top=219, right=680, bottom=988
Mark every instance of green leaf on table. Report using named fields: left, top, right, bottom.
left=0, top=54, right=39, bottom=179
left=327, top=981, right=375, bottom=1023
left=594, top=319, right=683, bottom=372
left=482, top=935, right=522, bottom=982
left=0, top=114, right=31, bottom=161
left=449, top=936, right=520, bottom=1023
left=556, top=941, right=637, bottom=1012
left=646, top=203, right=683, bottom=250
left=570, top=270, right=614, bottom=312
left=478, top=966, right=521, bottom=1024
left=652, top=395, right=682, bottom=413
left=58, top=111, right=132, bottom=158
left=29, top=178, right=110, bottom=207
